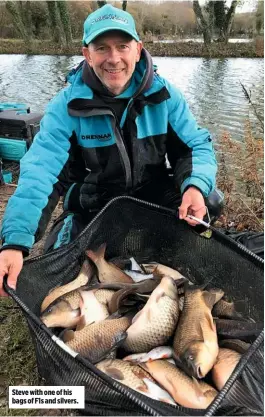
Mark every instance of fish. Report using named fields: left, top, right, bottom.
left=219, top=339, right=250, bottom=354
left=40, top=259, right=94, bottom=312
left=96, top=359, right=176, bottom=405
left=123, top=276, right=182, bottom=353
left=123, top=346, right=173, bottom=363
left=108, top=279, right=160, bottom=314
left=123, top=270, right=154, bottom=282
left=212, top=348, right=241, bottom=390
left=75, top=289, right=111, bottom=329
left=63, top=314, right=132, bottom=363
left=94, top=288, right=116, bottom=307
left=141, top=359, right=217, bottom=409
left=40, top=287, right=111, bottom=328
left=215, top=319, right=263, bottom=342
left=141, top=263, right=187, bottom=281
left=212, top=297, right=246, bottom=320
left=86, top=243, right=134, bottom=283
left=41, top=287, right=84, bottom=328
left=173, top=286, right=224, bottom=379
left=129, top=257, right=144, bottom=272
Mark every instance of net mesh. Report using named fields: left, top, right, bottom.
left=11, top=197, right=264, bottom=416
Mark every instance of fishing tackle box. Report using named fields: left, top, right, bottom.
left=0, top=109, right=42, bottom=161
left=5, top=197, right=264, bottom=416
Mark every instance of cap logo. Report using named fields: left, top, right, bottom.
left=91, top=14, right=129, bottom=25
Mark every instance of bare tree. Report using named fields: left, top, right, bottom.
left=193, top=0, right=238, bottom=45
left=46, top=1, right=64, bottom=45
left=193, top=0, right=214, bottom=45
left=255, top=0, right=264, bottom=35
left=221, top=0, right=238, bottom=43
left=5, top=1, right=30, bottom=42
left=57, top=0, right=72, bottom=45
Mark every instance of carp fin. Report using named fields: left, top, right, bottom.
left=78, top=259, right=93, bottom=284
left=76, top=315, right=87, bottom=331
left=205, top=311, right=216, bottom=333
left=63, top=330, right=75, bottom=343
left=192, top=377, right=205, bottom=400
left=201, top=290, right=218, bottom=309
left=86, top=243, right=107, bottom=264
left=136, top=383, right=149, bottom=393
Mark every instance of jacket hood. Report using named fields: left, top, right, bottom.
left=66, top=48, right=155, bottom=103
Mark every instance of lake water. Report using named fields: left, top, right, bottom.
left=0, top=54, right=263, bottom=142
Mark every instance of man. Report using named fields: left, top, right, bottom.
left=0, top=4, right=218, bottom=296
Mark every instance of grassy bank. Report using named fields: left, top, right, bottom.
left=0, top=38, right=263, bottom=58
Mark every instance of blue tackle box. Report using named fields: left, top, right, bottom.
left=0, top=105, right=43, bottom=161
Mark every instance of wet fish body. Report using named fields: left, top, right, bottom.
left=78, top=290, right=110, bottom=327
left=41, top=287, right=83, bottom=328
left=97, top=359, right=176, bottom=405
left=173, top=287, right=223, bottom=378
left=123, top=346, right=173, bottom=363
left=123, top=276, right=181, bottom=353
left=41, top=287, right=112, bottom=328
left=108, top=279, right=160, bottom=314
left=141, top=359, right=217, bottom=409
left=212, top=348, right=241, bottom=390
left=212, top=298, right=246, bottom=320
left=86, top=243, right=134, bottom=283
left=123, top=270, right=154, bottom=282
left=41, top=259, right=94, bottom=312
left=64, top=315, right=131, bottom=363
left=142, top=263, right=187, bottom=281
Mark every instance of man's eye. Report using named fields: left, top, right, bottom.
left=97, top=46, right=106, bottom=52
left=119, top=45, right=128, bottom=50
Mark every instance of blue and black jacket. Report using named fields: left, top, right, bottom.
left=1, top=49, right=217, bottom=255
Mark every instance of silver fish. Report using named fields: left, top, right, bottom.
left=123, top=346, right=173, bottom=363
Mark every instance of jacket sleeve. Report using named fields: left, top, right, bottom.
left=0, top=88, right=79, bottom=252
left=165, top=81, right=217, bottom=197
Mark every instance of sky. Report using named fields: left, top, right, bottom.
left=140, top=0, right=258, bottom=13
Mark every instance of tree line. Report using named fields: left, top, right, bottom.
left=0, top=0, right=263, bottom=47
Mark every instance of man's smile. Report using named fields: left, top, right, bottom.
left=104, top=69, right=125, bottom=74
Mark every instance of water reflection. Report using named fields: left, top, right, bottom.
left=0, top=54, right=263, bottom=141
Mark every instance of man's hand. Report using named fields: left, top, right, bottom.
left=179, top=186, right=206, bottom=226
left=0, top=249, right=23, bottom=296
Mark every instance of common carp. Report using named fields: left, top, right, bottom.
left=173, top=286, right=224, bottom=378
left=141, top=359, right=217, bottom=409
left=123, top=276, right=182, bottom=353
left=97, top=359, right=176, bottom=405
left=63, top=315, right=132, bottom=363
left=212, top=348, right=241, bottom=390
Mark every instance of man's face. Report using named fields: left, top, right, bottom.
left=83, top=31, right=143, bottom=96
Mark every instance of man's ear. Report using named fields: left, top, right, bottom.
left=136, top=41, right=143, bottom=62
left=82, top=46, right=92, bottom=66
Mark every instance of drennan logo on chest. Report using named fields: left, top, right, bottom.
left=81, top=133, right=112, bottom=142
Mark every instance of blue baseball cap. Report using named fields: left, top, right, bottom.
left=83, top=4, right=140, bottom=45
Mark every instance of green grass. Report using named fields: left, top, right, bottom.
left=0, top=298, right=39, bottom=416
